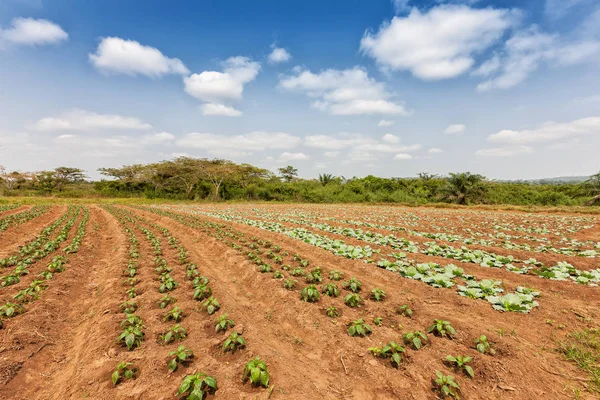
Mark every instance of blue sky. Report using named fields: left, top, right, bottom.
left=0, top=0, right=599, bottom=180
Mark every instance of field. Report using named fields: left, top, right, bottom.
left=0, top=203, right=599, bottom=399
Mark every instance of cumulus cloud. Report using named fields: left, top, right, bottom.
left=382, top=133, right=400, bottom=143
left=428, top=147, right=443, bottom=154
left=486, top=116, right=600, bottom=144
left=277, top=152, right=309, bottom=162
left=444, top=124, right=466, bottom=134
left=544, top=0, right=591, bottom=19
left=475, top=145, right=533, bottom=157
left=394, top=153, right=413, bottom=160
left=0, top=17, right=67, bottom=46
left=142, top=132, right=175, bottom=144
left=32, top=109, right=152, bottom=131
left=361, top=5, right=516, bottom=80
left=268, top=45, right=291, bottom=64
left=279, top=67, right=410, bottom=115
left=184, top=56, right=260, bottom=116
left=176, top=131, right=300, bottom=154
left=89, top=37, right=189, bottom=77
left=378, top=119, right=394, bottom=127
left=476, top=27, right=600, bottom=91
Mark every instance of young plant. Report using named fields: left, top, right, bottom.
left=373, top=317, right=383, bottom=327
left=118, top=326, right=144, bottom=350
left=305, top=268, right=323, bottom=283
left=370, top=288, right=386, bottom=302
left=403, top=331, right=428, bottom=350
left=222, top=331, right=246, bottom=353
left=433, top=371, right=460, bottom=398
left=326, top=306, right=339, bottom=318
left=192, top=284, right=212, bottom=301
left=111, top=362, right=137, bottom=385
left=343, top=277, right=362, bottom=293
left=215, top=314, right=235, bottom=333
left=167, top=345, right=194, bottom=372
left=329, top=270, right=344, bottom=281
left=0, top=302, right=24, bottom=318
left=177, top=372, right=218, bottom=400
left=428, top=319, right=456, bottom=338
left=348, top=319, right=372, bottom=337
left=258, top=264, right=272, bottom=273
left=120, top=301, right=138, bottom=314
left=157, top=294, right=176, bottom=309
left=322, top=283, right=340, bottom=297
left=242, top=357, right=270, bottom=388
left=125, top=287, right=139, bottom=299
left=445, top=355, right=474, bottom=378
left=272, top=271, right=284, bottom=279
left=396, top=304, right=413, bottom=318
left=283, top=278, right=297, bottom=290
left=344, top=293, right=363, bottom=308
left=369, top=341, right=405, bottom=368
left=160, top=324, right=187, bottom=344
left=201, top=297, right=220, bottom=315
left=474, top=335, right=496, bottom=355
left=165, top=306, right=184, bottom=322
left=159, top=276, right=178, bottom=293
left=300, top=284, right=320, bottom=302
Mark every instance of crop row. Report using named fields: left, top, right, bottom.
left=0, top=205, right=49, bottom=233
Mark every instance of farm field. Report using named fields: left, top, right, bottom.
left=0, top=202, right=599, bottom=399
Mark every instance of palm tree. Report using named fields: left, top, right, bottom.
left=318, top=173, right=335, bottom=186
left=439, top=172, right=487, bottom=205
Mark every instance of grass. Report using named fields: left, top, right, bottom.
left=557, top=328, right=600, bottom=393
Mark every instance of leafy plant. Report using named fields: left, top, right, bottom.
left=177, top=372, right=218, bottom=400
left=344, top=293, right=363, bottom=308
left=433, top=371, right=460, bottom=398
left=343, top=277, right=362, bottom=293
left=329, top=270, right=344, bottom=281
left=0, top=302, right=24, bottom=318
left=222, top=331, right=246, bottom=353
left=474, top=335, right=495, bottom=355
left=165, top=306, right=184, bottom=322
left=373, top=317, right=383, bottom=327
left=283, top=278, right=297, bottom=290
left=305, top=267, right=323, bottom=283
left=403, top=331, right=428, bottom=350
left=370, top=288, right=386, bottom=302
left=168, top=345, right=194, bottom=372
left=157, top=294, right=176, bottom=309
left=326, top=306, right=339, bottom=318
left=258, top=264, right=272, bottom=273
left=446, top=354, right=474, bottom=378
left=300, top=284, right=320, bottom=302
left=192, top=284, right=212, bottom=301
left=322, top=283, right=339, bottom=297
left=201, top=297, right=220, bottom=315
left=118, top=326, right=144, bottom=350
left=215, top=313, right=235, bottom=333
left=242, top=357, right=270, bottom=388
left=120, top=301, right=138, bottom=314
left=111, top=362, right=137, bottom=385
left=428, top=319, right=456, bottom=338
left=348, top=319, right=372, bottom=337
left=272, top=270, right=284, bottom=279
left=160, top=324, right=187, bottom=344
left=369, top=341, right=405, bottom=367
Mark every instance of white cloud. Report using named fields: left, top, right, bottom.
left=475, top=145, right=533, bottom=157
left=56, top=134, right=77, bottom=140
left=382, top=133, right=400, bottom=143
left=444, top=124, right=466, bottom=134
left=268, top=46, right=291, bottom=64
left=378, top=120, right=394, bottom=127
left=428, top=147, right=443, bottom=154
left=200, top=103, right=242, bottom=117
left=324, top=151, right=340, bottom=158
left=142, top=132, right=175, bottom=144
left=32, top=109, right=152, bottom=131
left=277, top=152, right=309, bottom=162
left=279, top=67, right=410, bottom=115
left=361, top=5, right=516, bottom=80
left=544, top=0, right=591, bottom=19
left=184, top=56, right=260, bottom=116
left=394, top=153, right=414, bottom=160
left=476, top=27, right=600, bottom=91
left=0, top=17, right=67, bottom=46
left=487, top=116, right=600, bottom=144
left=392, top=0, right=411, bottom=14
left=89, top=37, right=189, bottom=77
left=177, top=131, right=300, bottom=153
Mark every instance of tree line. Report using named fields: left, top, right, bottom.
left=1, top=157, right=599, bottom=206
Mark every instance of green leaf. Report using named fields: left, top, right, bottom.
left=204, top=376, right=217, bottom=389
left=251, top=367, right=260, bottom=383
left=260, top=371, right=270, bottom=387
left=168, top=358, right=177, bottom=372
left=465, top=365, right=474, bottom=378
left=111, top=371, right=119, bottom=386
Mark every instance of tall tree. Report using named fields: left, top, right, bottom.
left=278, top=165, right=298, bottom=182
left=439, top=172, right=487, bottom=205
left=318, top=173, right=335, bottom=186
left=53, top=167, right=87, bottom=191
left=585, top=171, right=600, bottom=205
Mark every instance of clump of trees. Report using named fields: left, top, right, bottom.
left=1, top=160, right=599, bottom=206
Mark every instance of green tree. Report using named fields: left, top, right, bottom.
left=440, top=172, right=487, bottom=205
left=318, top=173, right=335, bottom=186
left=278, top=166, right=298, bottom=182
left=585, top=171, right=600, bottom=205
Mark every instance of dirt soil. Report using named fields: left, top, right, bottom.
left=0, top=203, right=598, bottom=400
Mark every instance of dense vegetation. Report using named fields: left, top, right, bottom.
left=1, top=159, right=599, bottom=206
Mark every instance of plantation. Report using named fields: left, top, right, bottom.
left=0, top=202, right=599, bottom=399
